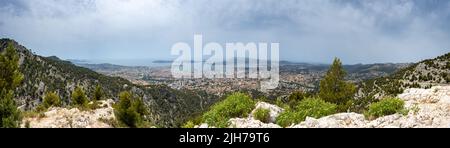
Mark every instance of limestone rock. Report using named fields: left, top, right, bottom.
left=289, top=113, right=367, bottom=128
left=229, top=118, right=281, bottom=128
left=290, top=86, right=450, bottom=128
left=22, top=99, right=115, bottom=128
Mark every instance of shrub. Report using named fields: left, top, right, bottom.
left=286, top=91, right=311, bottom=107
left=87, top=100, right=102, bottom=110
left=275, top=97, right=289, bottom=109
left=93, top=84, right=104, bottom=101
left=276, top=109, right=301, bottom=127
left=202, top=92, right=255, bottom=128
left=38, top=91, right=61, bottom=110
left=365, top=97, right=405, bottom=119
left=24, top=120, right=31, bottom=128
left=114, top=91, right=149, bottom=128
left=253, top=108, right=270, bottom=123
left=71, top=86, right=88, bottom=107
left=276, top=97, right=337, bottom=127
left=295, top=98, right=337, bottom=120
left=181, top=121, right=195, bottom=128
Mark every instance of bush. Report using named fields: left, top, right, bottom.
left=275, top=97, right=289, bottom=109
left=24, top=120, right=31, bottom=128
left=40, top=91, right=61, bottom=109
left=253, top=108, right=270, bottom=123
left=114, top=91, right=149, bottom=128
left=295, top=97, right=337, bottom=119
left=181, top=121, right=195, bottom=128
left=71, top=86, right=88, bottom=107
left=86, top=100, right=102, bottom=110
left=202, top=92, right=255, bottom=128
left=93, top=84, right=104, bottom=101
left=286, top=91, right=311, bottom=107
left=365, top=98, right=405, bottom=119
left=276, top=109, right=301, bottom=127
left=276, top=97, right=337, bottom=127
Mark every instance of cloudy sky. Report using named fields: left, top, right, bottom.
left=1, top=0, right=450, bottom=65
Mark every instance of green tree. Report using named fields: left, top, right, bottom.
left=93, top=84, right=104, bottom=101
left=41, top=91, right=61, bottom=109
left=114, top=91, right=148, bottom=128
left=71, top=86, right=88, bottom=107
left=319, top=58, right=356, bottom=112
left=0, top=42, right=23, bottom=128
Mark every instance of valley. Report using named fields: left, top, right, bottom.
left=74, top=60, right=410, bottom=97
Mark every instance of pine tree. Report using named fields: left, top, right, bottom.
left=319, top=58, right=356, bottom=111
left=71, top=86, right=88, bottom=107
left=114, top=91, right=139, bottom=128
left=93, top=84, right=104, bottom=101
left=0, top=42, right=23, bottom=128
left=114, top=91, right=148, bottom=128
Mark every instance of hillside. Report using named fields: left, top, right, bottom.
left=0, top=39, right=218, bottom=127
left=0, top=39, right=133, bottom=109
left=356, top=53, right=450, bottom=108
left=73, top=58, right=408, bottom=100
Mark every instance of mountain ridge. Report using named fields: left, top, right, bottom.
left=355, top=52, right=450, bottom=110
left=0, top=38, right=218, bottom=127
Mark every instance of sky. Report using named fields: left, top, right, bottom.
left=1, top=0, right=450, bottom=65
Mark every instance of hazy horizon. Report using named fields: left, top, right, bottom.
left=1, top=0, right=450, bottom=65
left=67, top=57, right=417, bottom=67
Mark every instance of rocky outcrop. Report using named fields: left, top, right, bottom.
left=290, top=113, right=367, bottom=128
left=228, top=101, right=284, bottom=128
left=200, top=86, right=450, bottom=128
left=229, top=118, right=281, bottom=128
left=195, top=101, right=284, bottom=128
left=291, top=86, right=450, bottom=128
left=22, top=99, right=115, bottom=128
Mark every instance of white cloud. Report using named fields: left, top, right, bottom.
left=0, top=0, right=449, bottom=64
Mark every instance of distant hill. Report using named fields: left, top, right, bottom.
left=73, top=63, right=138, bottom=71
left=152, top=60, right=173, bottom=63
left=0, top=38, right=219, bottom=127
left=279, top=62, right=409, bottom=83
